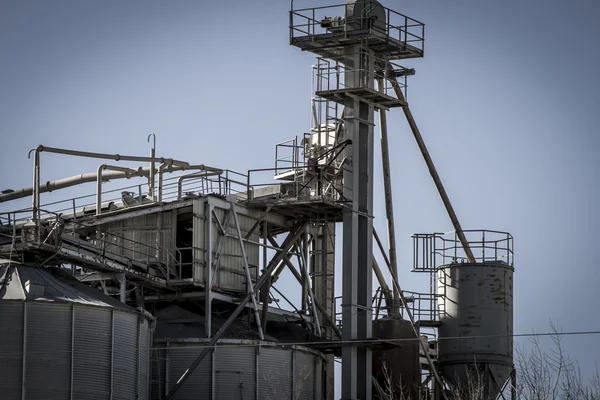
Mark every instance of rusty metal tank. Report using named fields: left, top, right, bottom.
left=437, top=261, right=514, bottom=398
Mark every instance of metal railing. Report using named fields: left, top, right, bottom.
left=313, top=55, right=409, bottom=98
left=275, top=137, right=302, bottom=176
left=246, top=163, right=345, bottom=204
left=400, top=290, right=438, bottom=322
left=0, top=169, right=250, bottom=226
left=0, top=207, right=192, bottom=283
left=412, top=230, right=514, bottom=271
left=290, top=2, right=425, bottom=54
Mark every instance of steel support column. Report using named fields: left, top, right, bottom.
left=165, top=222, right=306, bottom=400
left=311, top=223, right=336, bottom=400
left=205, top=203, right=214, bottom=338
left=342, top=44, right=375, bottom=400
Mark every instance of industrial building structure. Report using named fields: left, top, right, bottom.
left=0, top=1, right=514, bottom=399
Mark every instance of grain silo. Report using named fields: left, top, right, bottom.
left=149, top=305, right=326, bottom=400
left=0, top=260, right=153, bottom=400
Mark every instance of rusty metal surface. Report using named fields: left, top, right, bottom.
left=437, top=262, right=514, bottom=397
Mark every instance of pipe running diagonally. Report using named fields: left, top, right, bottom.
left=165, top=222, right=307, bottom=400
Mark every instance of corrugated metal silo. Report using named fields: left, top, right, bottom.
left=151, top=339, right=325, bottom=400
left=0, top=260, right=153, bottom=400
left=150, top=307, right=326, bottom=400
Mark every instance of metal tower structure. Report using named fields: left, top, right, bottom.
left=290, top=1, right=424, bottom=398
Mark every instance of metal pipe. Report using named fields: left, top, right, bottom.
left=1, top=164, right=223, bottom=203
left=32, top=144, right=190, bottom=166
left=119, top=274, right=126, bottom=303
left=97, top=165, right=137, bottom=216
left=159, top=163, right=222, bottom=202
left=148, top=134, right=156, bottom=200
left=376, top=78, right=400, bottom=314
left=31, top=147, right=41, bottom=224
left=165, top=222, right=307, bottom=400
left=300, top=225, right=321, bottom=337
left=387, top=74, right=475, bottom=263
left=176, top=171, right=222, bottom=200
left=3, top=169, right=147, bottom=203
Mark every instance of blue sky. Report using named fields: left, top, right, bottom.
left=2, top=0, right=599, bottom=388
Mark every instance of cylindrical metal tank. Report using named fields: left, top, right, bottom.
left=151, top=338, right=326, bottom=400
left=437, top=261, right=514, bottom=398
left=372, top=318, right=420, bottom=400
left=0, top=261, right=153, bottom=400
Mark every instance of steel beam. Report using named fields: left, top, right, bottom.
left=205, top=202, right=214, bottom=338
left=299, top=226, right=321, bottom=336
left=165, top=222, right=307, bottom=399
left=230, top=203, right=264, bottom=340
left=376, top=78, right=400, bottom=314
left=268, top=235, right=342, bottom=339
left=387, top=74, right=475, bottom=263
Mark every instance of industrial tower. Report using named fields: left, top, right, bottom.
left=290, top=1, right=424, bottom=398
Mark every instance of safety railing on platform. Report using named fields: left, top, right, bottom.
left=275, top=137, right=302, bottom=176
left=412, top=230, right=514, bottom=271
left=400, top=290, right=438, bottom=323
left=314, top=55, right=410, bottom=99
left=333, top=289, right=382, bottom=330
left=0, top=207, right=199, bottom=284
left=247, top=164, right=345, bottom=204
left=0, top=169, right=249, bottom=225
left=368, top=288, right=439, bottom=323
left=290, top=2, right=425, bottom=53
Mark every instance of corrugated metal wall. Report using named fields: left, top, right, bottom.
left=151, top=341, right=325, bottom=400
left=25, top=303, right=72, bottom=399
left=151, top=348, right=166, bottom=400
left=113, top=311, right=139, bottom=400
left=104, top=211, right=175, bottom=266
left=73, top=306, right=111, bottom=399
left=0, top=302, right=151, bottom=400
left=193, top=199, right=261, bottom=293
left=0, top=302, right=24, bottom=400
left=295, top=351, right=316, bottom=399
left=258, top=347, right=292, bottom=399
left=216, top=346, right=256, bottom=399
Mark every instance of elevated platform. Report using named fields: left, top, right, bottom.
left=291, top=31, right=424, bottom=61
left=316, top=87, right=406, bottom=108
left=0, top=239, right=169, bottom=288
left=247, top=197, right=344, bottom=223
left=290, top=2, right=425, bottom=61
